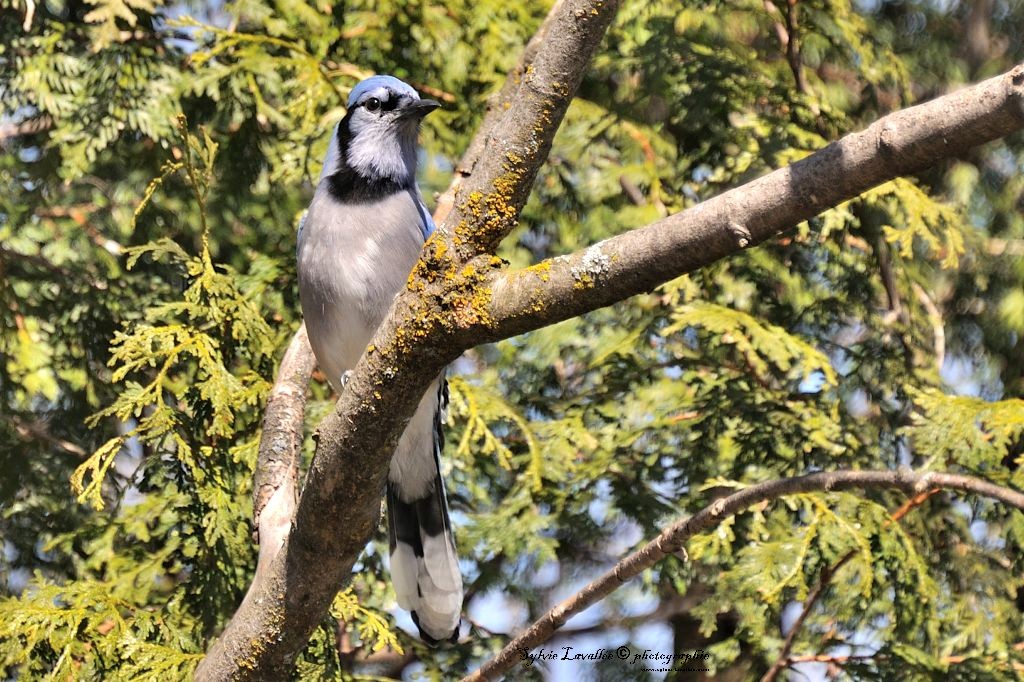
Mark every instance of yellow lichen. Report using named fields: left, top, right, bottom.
left=452, top=168, right=526, bottom=250
left=573, top=275, right=594, bottom=290
left=521, top=260, right=552, bottom=282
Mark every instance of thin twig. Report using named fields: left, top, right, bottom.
left=762, top=0, right=790, bottom=51
left=987, top=237, right=1024, bottom=256
left=760, top=554, right=857, bottom=682
left=875, top=235, right=905, bottom=323
left=786, top=653, right=878, bottom=664
left=785, top=651, right=1024, bottom=673
left=0, top=114, right=51, bottom=144
left=911, top=282, right=946, bottom=372
left=762, top=0, right=807, bottom=96
left=759, top=488, right=941, bottom=682
left=5, top=415, right=88, bottom=458
left=462, top=470, right=1024, bottom=681
left=783, top=0, right=809, bottom=95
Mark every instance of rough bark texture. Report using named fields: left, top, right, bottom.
left=195, top=1, right=622, bottom=678
left=437, top=0, right=621, bottom=259
left=243, top=0, right=573, bottom=568
left=435, top=0, right=568, bottom=226
left=461, top=470, right=1024, bottom=682
left=195, top=13, right=1024, bottom=678
left=250, top=324, right=314, bottom=575
left=481, top=64, right=1024, bottom=343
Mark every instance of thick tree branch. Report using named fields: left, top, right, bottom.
left=434, top=0, right=567, bottom=226
left=202, top=25, right=1024, bottom=682
left=244, top=0, right=576, bottom=533
left=250, top=324, right=314, bottom=573
left=197, top=1, right=621, bottom=678
left=481, top=64, right=1024, bottom=343
left=462, top=470, right=1024, bottom=681
left=241, top=0, right=578, bottom=611
left=436, top=0, right=620, bottom=258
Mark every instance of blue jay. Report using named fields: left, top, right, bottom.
left=296, top=75, right=461, bottom=644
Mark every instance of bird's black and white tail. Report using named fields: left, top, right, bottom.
left=387, top=379, right=462, bottom=644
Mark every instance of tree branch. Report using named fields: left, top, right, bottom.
left=965, top=0, right=996, bottom=75
left=783, top=650, right=1024, bottom=674
left=461, top=470, right=1024, bottom=681
left=759, top=487, right=941, bottom=682
left=4, top=414, right=88, bottom=458
left=761, top=554, right=857, bottom=682
left=762, top=0, right=811, bottom=99
left=196, top=1, right=622, bottom=678
left=0, top=114, right=52, bottom=144
left=480, top=64, right=1024, bottom=344
left=911, top=283, right=946, bottom=372
left=987, top=237, right=1024, bottom=256
left=433, top=0, right=567, bottom=226
left=762, top=0, right=791, bottom=59
left=783, top=0, right=809, bottom=95
left=250, top=323, right=314, bottom=574
left=242, top=0, right=579, bottom=606
left=436, top=0, right=619, bottom=259
left=201, top=24, right=1024, bottom=682
left=245, top=0, right=577, bottom=544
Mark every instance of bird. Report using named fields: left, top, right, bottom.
left=295, top=75, right=462, bottom=644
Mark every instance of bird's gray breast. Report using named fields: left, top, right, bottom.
left=296, top=187, right=426, bottom=389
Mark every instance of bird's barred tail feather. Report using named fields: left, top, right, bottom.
left=387, top=380, right=462, bottom=644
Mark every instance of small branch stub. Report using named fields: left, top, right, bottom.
left=879, top=123, right=898, bottom=152
left=728, top=221, right=752, bottom=248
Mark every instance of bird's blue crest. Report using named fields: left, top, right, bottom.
left=347, top=75, right=420, bottom=108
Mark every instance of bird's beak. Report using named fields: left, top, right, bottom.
left=399, top=99, right=442, bottom=119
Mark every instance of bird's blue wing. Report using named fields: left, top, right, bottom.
left=295, top=210, right=306, bottom=257
left=416, top=199, right=436, bottom=240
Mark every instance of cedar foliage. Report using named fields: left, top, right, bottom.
left=2, top=0, right=1024, bottom=679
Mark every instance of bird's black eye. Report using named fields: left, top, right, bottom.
left=365, top=97, right=381, bottom=112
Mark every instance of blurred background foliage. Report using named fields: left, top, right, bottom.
left=2, top=0, right=1024, bottom=679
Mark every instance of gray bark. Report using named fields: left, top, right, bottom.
left=196, top=4, right=1024, bottom=673
left=462, top=470, right=1024, bottom=681
left=195, top=1, right=622, bottom=678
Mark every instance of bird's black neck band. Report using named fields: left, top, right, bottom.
left=324, top=111, right=412, bottom=203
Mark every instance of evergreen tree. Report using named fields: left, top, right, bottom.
left=2, top=0, right=1023, bottom=679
